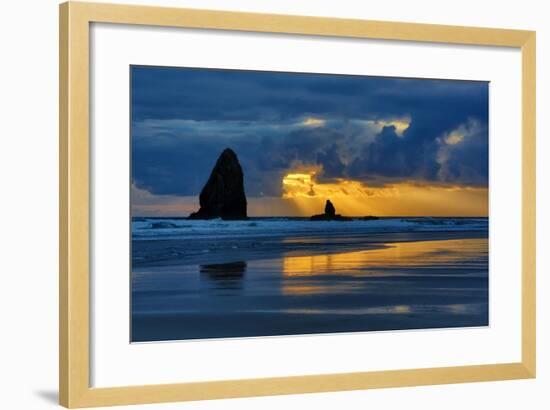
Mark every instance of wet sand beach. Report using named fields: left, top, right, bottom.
left=131, top=218, right=488, bottom=342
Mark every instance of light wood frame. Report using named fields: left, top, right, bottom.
left=59, top=1, right=536, bottom=407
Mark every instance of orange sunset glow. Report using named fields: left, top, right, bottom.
left=279, top=169, right=487, bottom=217
left=132, top=170, right=489, bottom=217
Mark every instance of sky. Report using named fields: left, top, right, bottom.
left=131, top=65, right=489, bottom=217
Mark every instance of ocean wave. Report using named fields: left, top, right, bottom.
left=131, top=217, right=488, bottom=240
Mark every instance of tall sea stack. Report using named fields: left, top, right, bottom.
left=188, top=148, right=248, bottom=220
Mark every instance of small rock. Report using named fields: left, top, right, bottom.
left=310, top=200, right=352, bottom=221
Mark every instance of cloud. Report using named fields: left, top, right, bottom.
left=131, top=183, right=198, bottom=216
left=131, top=66, right=489, bottom=198
left=435, top=119, right=488, bottom=185
left=302, top=117, right=326, bottom=127
left=364, top=117, right=411, bottom=137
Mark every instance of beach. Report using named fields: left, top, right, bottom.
left=131, top=217, right=488, bottom=342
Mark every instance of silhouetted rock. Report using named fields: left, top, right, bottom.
left=361, top=215, right=379, bottom=221
left=325, top=200, right=336, bottom=217
left=188, top=148, right=247, bottom=220
left=310, top=200, right=352, bottom=221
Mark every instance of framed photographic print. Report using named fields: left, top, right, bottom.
left=59, top=1, right=536, bottom=408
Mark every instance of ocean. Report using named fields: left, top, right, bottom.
left=131, top=217, right=489, bottom=342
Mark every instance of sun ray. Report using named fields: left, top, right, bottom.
left=280, top=168, right=487, bottom=217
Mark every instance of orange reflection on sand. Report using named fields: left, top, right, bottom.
left=281, top=238, right=487, bottom=294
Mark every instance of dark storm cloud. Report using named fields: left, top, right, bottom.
left=317, top=143, right=346, bottom=178
left=131, top=66, right=488, bottom=197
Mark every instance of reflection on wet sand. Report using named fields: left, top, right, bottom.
left=283, top=238, right=488, bottom=277
left=281, top=238, right=488, bottom=296
left=200, top=261, right=247, bottom=290
left=132, top=235, right=489, bottom=341
left=279, top=304, right=483, bottom=316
